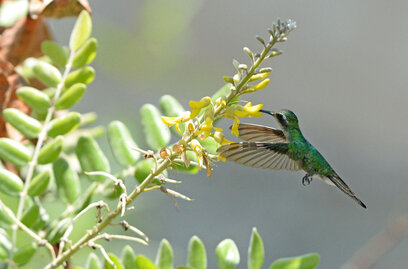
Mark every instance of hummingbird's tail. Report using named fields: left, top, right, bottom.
left=327, top=175, right=367, bottom=209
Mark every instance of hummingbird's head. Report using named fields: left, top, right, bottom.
left=273, top=109, right=299, bottom=130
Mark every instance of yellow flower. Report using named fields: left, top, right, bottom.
left=231, top=116, right=240, bottom=137
left=189, top=96, right=212, bottom=118
left=186, top=122, right=195, bottom=134
left=200, top=117, right=222, bottom=139
left=231, top=102, right=263, bottom=118
left=161, top=116, right=179, bottom=126
left=249, top=72, right=271, bottom=82
left=243, top=102, right=263, bottom=117
left=224, top=102, right=264, bottom=136
left=215, top=97, right=227, bottom=108
left=190, top=139, right=204, bottom=168
left=253, top=78, right=270, bottom=91
left=213, top=131, right=233, bottom=145
left=161, top=111, right=191, bottom=135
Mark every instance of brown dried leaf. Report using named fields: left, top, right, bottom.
left=29, top=0, right=91, bottom=19
left=0, top=59, right=22, bottom=108
left=0, top=58, right=25, bottom=138
left=0, top=16, right=51, bottom=66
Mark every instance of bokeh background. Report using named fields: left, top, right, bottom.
left=45, top=0, right=408, bottom=268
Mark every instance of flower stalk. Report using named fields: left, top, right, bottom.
left=44, top=18, right=296, bottom=268
left=12, top=51, right=76, bottom=256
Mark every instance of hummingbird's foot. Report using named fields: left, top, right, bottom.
left=302, top=174, right=312, bottom=186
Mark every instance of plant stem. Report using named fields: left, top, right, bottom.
left=12, top=52, right=75, bottom=253
left=45, top=35, right=279, bottom=269
left=222, top=38, right=277, bottom=115
left=0, top=200, right=56, bottom=260
left=45, top=156, right=173, bottom=268
left=56, top=166, right=134, bottom=221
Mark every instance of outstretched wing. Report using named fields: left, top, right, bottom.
left=217, top=142, right=301, bottom=171
left=235, top=123, right=287, bottom=143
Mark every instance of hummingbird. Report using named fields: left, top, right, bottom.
left=217, top=109, right=366, bottom=208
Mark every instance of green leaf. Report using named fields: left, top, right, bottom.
left=187, top=236, right=206, bottom=269
left=46, top=218, right=71, bottom=244
left=65, top=66, right=95, bottom=88
left=210, top=83, right=239, bottom=118
left=156, top=239, right=173, bottom=269
left=0, top=204, right=13, bottom=228
left=103, top=180, right=123, bottom=200
left=160, top=94, right=186, bottom=135
left=13, top=242, right=37, bottom=265
left=105, top=253, right=124, bottom=269
left=41, top=41, right=68, bottom=67
left=86, top=253, right=102, bottom=269
left=70, top=10, right=92, bottom=51
left=122, top=245, right=136, bottom=269
left=21, top=203, right=40, bottom=228
left=0, top=168, right=24, bottom=194
left=133, top=159, right=155, bottom=184
left=80, top=112, right=98, bottom=126
left=76, top=135, right=110, bottom=182
left=269, top=253, right=320, bottom=269
left=135, top=255, right=158, bottom=269
left=38, top=136, right=63, bottom=164
left=55, top=83, right=86, bottom=110
left=140, top=104, right=171, bottom=150
left=133, top=158, right=164, bottom=184
left=216, top=239, right=240, bottom=269
left=72, top=38, right=98, bottom=68
left=47, top=112, right=81, bottom=137
left=0, top=228, right=11, bottom=261
left=0, top=0, right=28, bottom=27
left=33, top=60, right=62, bottom=87
left=16, top=86, right=51, bottom=113
left=0, top=138, right=31, bottom=166
left=53, top=158, right=80, bottom=204
left=19, top=57, right=38, bottom=81
left=160, top=95, right=185, bottom=117
left=42, top=87, right=57, bottom=99
left=199, top=136, right=219, bottom=155
left=248, top=228, right=264, bottom=269
left=31, top=205, right=49, bottom=230
left=28, top=170, right=50, bottom=196
left=75, top=183, right=97, bottom=214
left=108, top=120, right=139, bottom=167
left=3, top=108, right=42, bottom=138
left=211, top=83, right=232, bottom=103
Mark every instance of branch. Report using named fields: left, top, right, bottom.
left=44, top=21, right=294, bottom=268
left=0, top=200, right=56, bottom=260
left=13, top=49, right=76, bottom=250
left=340, top=214, right=408, bottom=269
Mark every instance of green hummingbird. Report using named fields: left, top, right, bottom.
left=217, top=109, right=366, bottom=208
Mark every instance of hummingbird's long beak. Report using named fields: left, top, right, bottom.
left=259, top=109, right=275, bottom=117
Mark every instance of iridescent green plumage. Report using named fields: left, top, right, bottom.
left=217, top=109, right=366, bottom=208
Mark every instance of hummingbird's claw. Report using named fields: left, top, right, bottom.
left=302, top=174, right=312, bottom=186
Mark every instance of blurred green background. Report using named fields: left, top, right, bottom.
left=45, top=0, right=408, bottom=268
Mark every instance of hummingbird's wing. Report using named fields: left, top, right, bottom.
left=327, top=175, right=367, bottom=208
left=234, top=123, right=287, bottom=143
left=217, top=142, right=301, bottom=171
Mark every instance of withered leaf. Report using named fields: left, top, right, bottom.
left=0, top=16, right=51, bottom=66
left=29, top=0, right=91, bottom=19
